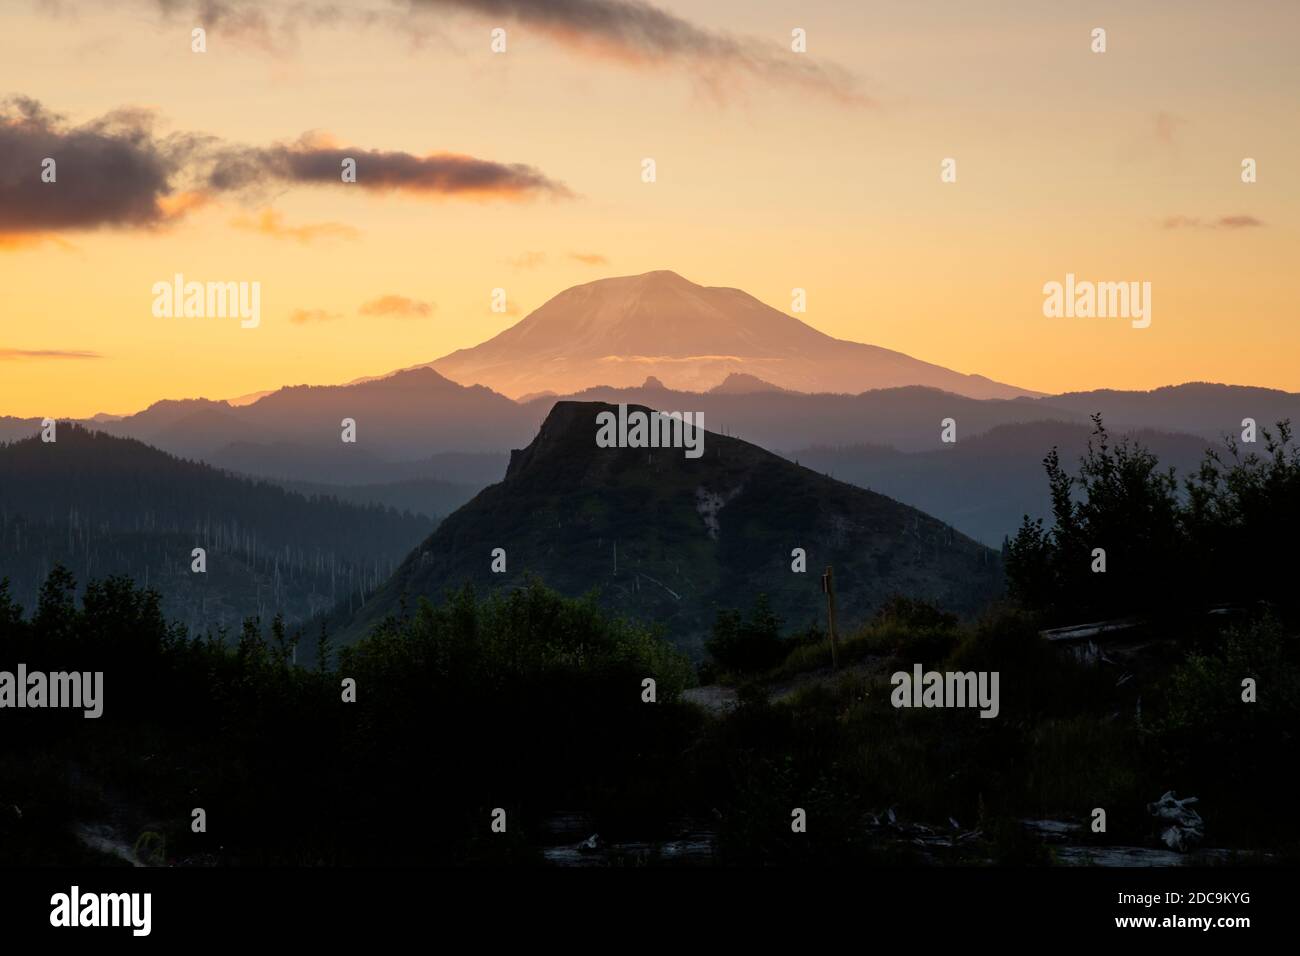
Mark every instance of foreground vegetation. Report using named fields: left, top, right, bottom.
left=1, top=416, right=1297, bottom=865
left=695, top=417, right=1300, bottom=861
left=0, top=573, right=698, bottom=865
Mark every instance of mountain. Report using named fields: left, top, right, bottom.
left=1038, top=383, right=1300, bottom=441
left=73, top=367, right=532, bottom=483
left=708, top=373, right=787, bottom=394
left=105, top=402, right=273, bottom=460
left=273, top=476, right=482, bottom=520
left=226, top=388, right=274, bottom=406
left=0, top=416, right=46, bottom=444
left=204, top=444, right=509, bottom=488
left=229, top=367, right=530, bottom=457
left=523, top=380, right=1297, bottom=457
left=428, top=270, right=1039, bottom=399
left=0, top=426, right=435, bottom=633
left=338, top=401, right=1002, bottom=652
left=522, top=382, right=1085, bottom=452
left=792, top=422, right=1216, bottom=547
left=59, top=372, right=1294, bottom=475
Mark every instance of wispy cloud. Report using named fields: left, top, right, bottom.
left=1121, top=111, right=1190, bottom=165
left=0, top=348, right=102, bottom=360
left=359, top=294, right=435, bottom=318
left=288, top=308, right=342, bottom=324
left=1215, top=215, right=1265, bottom=229
left=0, top=233, right=76, bottom=251
left=508, top=250, right=608, bottom=268
left=1153, top=111, right=1186, bottom=146
left=231, top=208, right=361, bottom=243
left=142, top=0, right=419, bottom=55
left=115, top=0, right=871, bottom=106
left=409, top=0, right=872, bottom=106
left=507, top=251, right=547, bottom=269
left=1163, top=214, right=1265, bottom=230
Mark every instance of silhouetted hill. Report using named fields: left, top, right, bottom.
left=102, top=403, right=274, bottom=460
left=339, top=401, right=1002, bottom=653
left=0, top=416, right=43, bottom=444
left=41, top=366, right=1291, bottom=507
left=200, top=443, right=507, bottom=489
left=708, top=372, right=787, bottom=394
left=523, top=383, right=1085, bottom=452
left=0, top=426, right=434, bottom=633
left=238, top=367, right=531, bottom=456
left=101, top=397, right=232, bottom=438
left=792, top=422, right=1214, bottom=546
left=1038, top=383, right=1300, bottom=440
left=70, top=367, right=532, bottom=482
left=274, top=476, right=481, bottom=520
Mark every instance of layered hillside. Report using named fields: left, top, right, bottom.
left=341, top=401, right=1002, bottom=652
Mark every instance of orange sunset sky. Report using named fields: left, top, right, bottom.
left=2, top=0, right=1298, bottom=418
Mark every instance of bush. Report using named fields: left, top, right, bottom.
left=1006, top=415, right=1181, bottom=621
left=0, top=567, right=700, bottom=865
left=1143, top=614, right=1300, bottom=847
left=1007, top=415, right=1300, bottom=624
left=705, top=593, right=788, bottom=676
left=874, top=594, right=958, bottom=630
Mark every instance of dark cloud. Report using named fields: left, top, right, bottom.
left=569, top=251, right=608, bottom=265
left=1, top=97, right=570, bottom=238
left=409, top=0, right=871, bottom=104
left=1163, top=215, right=1265, bottom=230
left=207, top=136, right=570, bottom=198
left=0, top=97, right=198, bottom=233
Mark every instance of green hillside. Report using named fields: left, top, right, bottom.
left=0, top=425, right=434, bottom=632
left=342, top=402, right=1002, bottom=653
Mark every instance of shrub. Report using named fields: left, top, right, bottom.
left=705, top=593, right=788, bottom=675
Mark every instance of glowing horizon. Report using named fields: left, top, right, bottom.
left=3, top=0, right=1298, bottom=419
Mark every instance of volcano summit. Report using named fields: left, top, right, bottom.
left=425, top=271, right=1038, bottom=400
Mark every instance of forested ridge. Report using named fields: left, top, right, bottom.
left=0, top=426, right=434, bottom=630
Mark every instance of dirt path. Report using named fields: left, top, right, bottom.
left=683, top=657, right=886, bottom=713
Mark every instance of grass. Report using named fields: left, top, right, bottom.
left=691, top=604, right=1300, bottom=860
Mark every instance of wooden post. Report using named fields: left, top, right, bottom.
left=821, top=566, right=839, bottom=670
